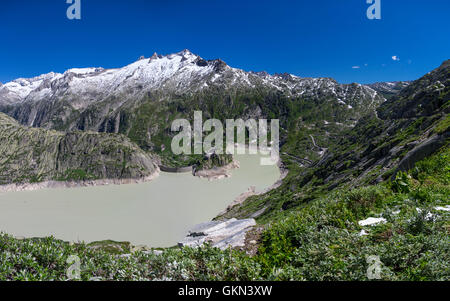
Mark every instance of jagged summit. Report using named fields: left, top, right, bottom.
left=177, top=48, right=193, bottom=56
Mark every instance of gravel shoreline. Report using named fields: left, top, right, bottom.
left=0, top=168, right=161, bottom=193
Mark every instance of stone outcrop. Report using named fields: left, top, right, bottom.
left=194, top=160, right=240, bottom=180
left=178, top=218, right=256, bottom=250
left=396, top=132, right=449, bottom=173
left=0, top=113, right=158, bottom=186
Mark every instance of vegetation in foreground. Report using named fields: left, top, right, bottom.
left=0, top=148, right=448, bottom=281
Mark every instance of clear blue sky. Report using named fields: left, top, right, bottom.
left=0, top=0, right=449, bottom=84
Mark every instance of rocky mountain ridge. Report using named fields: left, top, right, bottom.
left=0, top=112, right=158, bottom=186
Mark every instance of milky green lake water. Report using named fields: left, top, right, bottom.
left=0, top=154, right=280, bottom=247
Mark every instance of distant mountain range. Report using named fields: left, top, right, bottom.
left=0, top=50, right=386, bottom=130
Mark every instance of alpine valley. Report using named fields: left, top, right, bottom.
left=0, top=51, right=448, bottom=281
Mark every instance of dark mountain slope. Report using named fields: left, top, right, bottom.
left=220, top=60, right=449, bottom=220
left=0, top=113, right=158, bottom=186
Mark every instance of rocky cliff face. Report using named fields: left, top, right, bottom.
left=0, top=113, right=158, bottom=185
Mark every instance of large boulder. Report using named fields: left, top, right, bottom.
left=178, top=218, right=256, bottom=250
left=396, top=133, right=448, bottom=174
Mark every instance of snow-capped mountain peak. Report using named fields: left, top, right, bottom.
left=0, top=50, right=224, bottom=106
left=0, top=50, right=386, bottom=129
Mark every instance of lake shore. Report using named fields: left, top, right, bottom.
left=0, top=168, right=161, bottom=193
left=194, top=144, right=282, bottom=181
left=217, top=157, right=287, bottom=217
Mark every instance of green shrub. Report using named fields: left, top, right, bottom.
left=342, top=186, right=390, bottom=219
left=390, top=171, right=412, bottom=193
